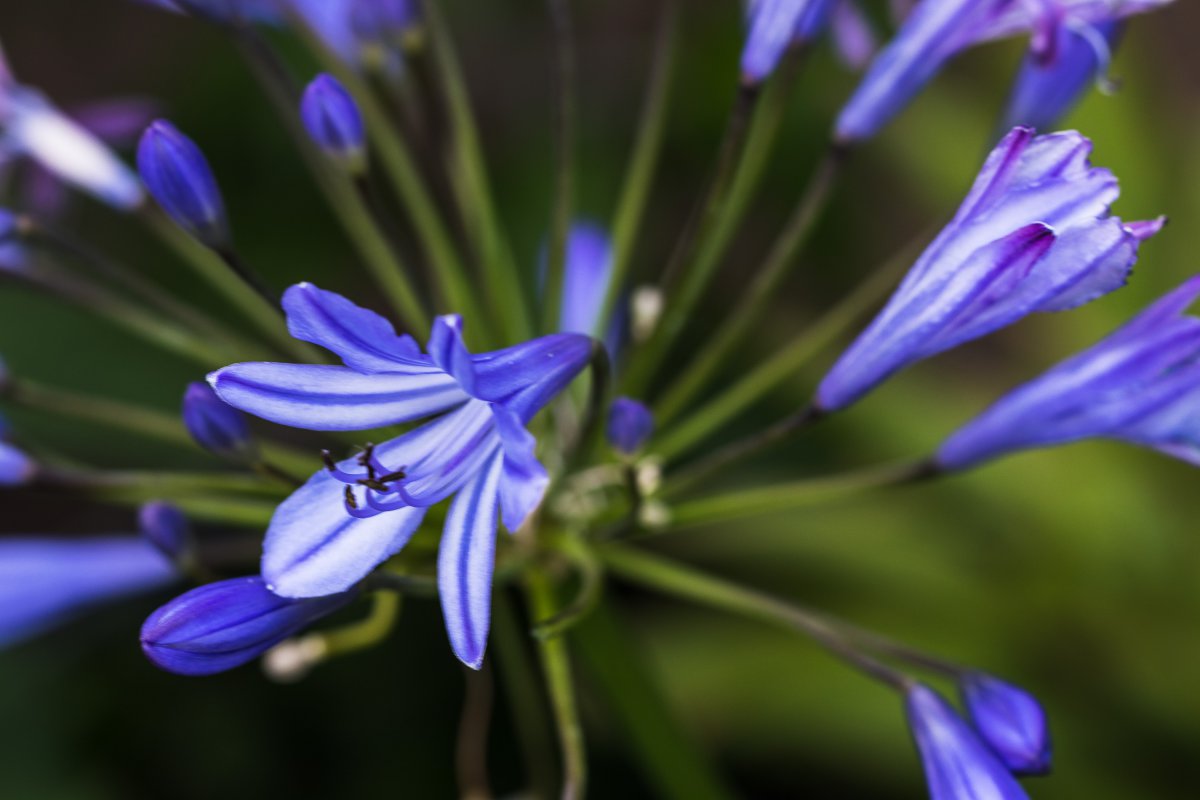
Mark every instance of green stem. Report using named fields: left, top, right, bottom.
left=534, top=535, right=604, bottom=640
left=350, top=173, right=433, bottom=332
left=654, top=145, right=846, bottom=423
left=599, top=544, right=910, bottom=690
left=525, top=567, right=588, bottom=800
left=284, top=10, right=492, bottom=343
left=665, top=459, right=938, bottom=527
left=541, top=0, right=577, bottom=335
left=571, top=603, right=736, bottom=800
left=321, top=591, right=402, bottom=655
left=652, top=246, right=914, bottom=461
left=596, top=0, right=680, bottom=341
left=422, top=0, right=533, bottom=344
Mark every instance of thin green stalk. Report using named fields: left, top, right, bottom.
left=421, top=0, right=533, bottom=343
left=652, top=246, right=913, bottom=461
left=534, top=535, right=603, bottom=640
left=286, top=8, right=494, bottom=344
left=666, top=459, right=938, bottom=528
left=654, top=146, right=847, bottom=423
left=622, top=57, right=799, bottom=395
left=541, top=0, right=577, bottom=335
left=599, top=544, right=911, bottom=690
left=233, top=28, right=432, bottom=335
left=140, top=206, right=313, bottom=360
left=571, top=603, right=736, bottom=800
left=596, top=0, right=680, bottom=341
left=493, top=593, right=559, bottom=800
left=321, top=591, right=402, bottom=655
left=526, top=567, right=588, bottom=800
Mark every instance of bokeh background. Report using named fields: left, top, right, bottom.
left=2, top=1, right=1199, bottom=798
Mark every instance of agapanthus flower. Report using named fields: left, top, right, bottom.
left=208, top=282, right=592, bottom=667
left=0, top=536, right=178, bottom=647
left=141, top=576, right=356, bottom=676
left=0, top=48, right=144, bottom=210
left=816, top=127, right=1161, bottom=412
left=300, top=74, right=367, bottom=167
left=835, top=0, right=1173, bottom=143
left=938, top=275, right=1200, bottom=471
left=960, top=673, right=1053, bottom=775
left=999, top=20, right=1121, bottom=133
left=906, top=684, right=1031, bottom=800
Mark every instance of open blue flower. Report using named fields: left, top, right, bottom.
left=209, top=282, right=592, bottom=667
left=938, top=276, right=1200, bottom=471
left=0, top=50, right=144, bottom=210
left=816, top=127, right=1161, bottom=412
left=835, top=0, right=1173, bottom=143
left=0, top=536, right=178, bottom=648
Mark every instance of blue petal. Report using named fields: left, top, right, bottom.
left=141, top=576, right=356, bottom=676
left=437, top=452, right=504, bottom=670
left=428, top=314, right=478, bottom=395
left=0, top=537, right=177, bottom=648
left=491, top=404, right=549, bottom=532
left=961, top=673, right=1053, bottom=775
left=558, top=222, right=615, bottom=337
left=473, top=333, right=594, bottom=423
left=741, top=1, right=835, bottom=84
left=283, top=282, right=430, bottom=373
left=208, top=362, right=468, bottom=431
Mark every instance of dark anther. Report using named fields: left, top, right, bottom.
left=322, top=450, right=337, bottom=472
left=378, top=469, right=407, bottom=483
left=357, top=443, right=378, bottom=481
left=344, top=485, right=358, bottom=510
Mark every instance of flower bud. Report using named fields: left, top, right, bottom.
left=138, top=501, right=192, bottom=561
left=607, top=397, right=654, bottom=455
left=183, top=381, right=253, bottom=458
left=0, top=441, right=35, bottom=486
left=137, top=120, right=230, bottom=248
left=350, top=0, right=420, bottom=47
left=140, top=576, right=356, bottom=676
left=961, top=672, right=1052, bottom=775
left=905, top=684, right=1030, bottom=800
left=300, top=75, right=366, bottom=170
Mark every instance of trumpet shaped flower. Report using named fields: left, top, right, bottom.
left=938, top=276, right=1200, bottom=471
left=816, top=127, right=1161, bottom=412
left=836, top=0, right=1173, bottom=143
left=209, top=283, right=592, bottom=667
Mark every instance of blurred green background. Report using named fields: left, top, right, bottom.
left=2, top=1, right=1199, bottom=797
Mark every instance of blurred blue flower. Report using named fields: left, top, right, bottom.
left=816, top=127, right=1160, bottom=412
left=139, top=501, right=193, bottom=561
left=936, top=274, right=1200, bottom=471
left=0, top=51, right=144, bottom=210
left=0, top=440, right=35, bottom=486
left=608, top=397, right=654, bottom=456
left=961, top=673, right=1053, bottom=775
left=557, top=222, right=623, bottom=347
left=0, top=536, right=178, bottom=648
left=301, top=74, right=367, bottom=166
left=1000, top=20, right=1121, bottom=133
left=208, top=282, right=592, bottom=668
left=137, top=120, right=231, bottom=248
left=141, top=576, right=355, bottom=676
left=836, top=0, right=1173, bottom=143
left=182, top=381, right=254, bottom=458
left=907, top=684, right=1031, bottom=799
left=741, top=0, right=836, bottom=84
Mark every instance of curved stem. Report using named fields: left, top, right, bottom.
left=665, top=458, right=940, bottom=528
left=534, top=535, right=604, bottom=640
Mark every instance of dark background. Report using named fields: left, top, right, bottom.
left=2, top=1, right=1200, bottom=797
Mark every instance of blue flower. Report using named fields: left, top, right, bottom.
left=999, top=20, right=1121, bottom=133
left=556, top=222, right=627, bottom=357
left=742, top=1, right=837, bottom=84
left=608, top=397, right=654, bottom=456
left=960, top=673, right=1053, bottom=776
left=937, top=275, right=1200, bottom=471
left=208, top=282, right=593, bottom=667
left=0, top=536, right=178, bottom=648
left=835, top=0, right=1173, bottom=143
left=0, top=441, right=35, bottom=486
left=0, top=52, right=144, bottom=210
left=906, top=684, right=1031, bottom=800
left=137, top=120, right=231, bottom=248
left=300, top=74, right=367, bottom=166
left=141, top=576, right=356, bottom=676
left=816, top=127, right=1161, bottom=412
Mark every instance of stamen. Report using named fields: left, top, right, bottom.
left=343, top=485, right=383, bottom=519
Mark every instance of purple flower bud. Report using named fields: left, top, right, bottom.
left=300, top=74, right=367, bottom=168
left=138, top=501, right=192, bottom=561
left=182, top=381, right=253, bottom=458
left=137, top=120, right=230, bottom=248
left=350, top=0, right=420, bottom=45
left=961, top=673, right=1053, bottom=775
left=0, top=441, right=35, bottom=486
left=140, top=576, right=356, bottom=676
left=742, top=0, right=836, bottom=85
left=608, top=397, right=654, bottom=455
left=905, top=684, right=1030, bottom=800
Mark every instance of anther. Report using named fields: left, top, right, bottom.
left=344, top=485, right=358, bottom=510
